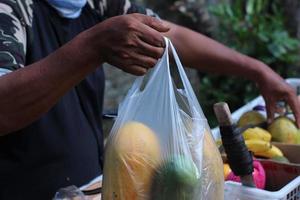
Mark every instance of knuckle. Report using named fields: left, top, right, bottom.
left=147, top=16, right=159, bottom=26
left=155, top=48, right=164, bottom=58
left=119, top=51, right=130, bottom=59
left=158, top=36, right=165, bottom=47
left=133, top=13, right=147, bottom=22
left=137, top=68, right=147, bottom=75
left=122, top=17, right=137, bottom=30
left=151, top=35, right=164, bottom=47
left=127, top=22, right=137, bottom=31
left=146, top=16, right=155, bottom=24
left=146, top=58, right=156, bottom=67
left=126, top=39, right=137, bottom=48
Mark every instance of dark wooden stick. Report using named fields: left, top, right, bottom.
left=214, top=102, right=255, bottom=187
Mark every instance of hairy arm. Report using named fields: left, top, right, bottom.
left=164, top=21, right=300, bottom=127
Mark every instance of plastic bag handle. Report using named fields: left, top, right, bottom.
left=126, top=39, right=170, bottom=95
left=164, top=37, right=202, bottom=118
left=126, top=37, right=202, bottom=119
left=130, top=37, right=192, bottom=94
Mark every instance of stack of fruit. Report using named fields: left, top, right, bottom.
left=242, top=127, right=284, bottom=159
left=236, top=108, right=300, bottom=162
left=103, top=121, right=224, bottom=200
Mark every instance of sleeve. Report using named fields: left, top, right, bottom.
left=93, top=0, right=159, bottom=19
left=0, top=2, right=27, bottom=76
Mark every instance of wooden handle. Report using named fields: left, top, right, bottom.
left=213, top=102, right=233, bottom=126
left=214, top=102, right=256, bottom=188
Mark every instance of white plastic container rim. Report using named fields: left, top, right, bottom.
left=225, top=176, right=300, bottom=200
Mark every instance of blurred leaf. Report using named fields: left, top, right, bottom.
left=246, top=0, right=255, bottom=15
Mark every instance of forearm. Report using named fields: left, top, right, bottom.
left=0, top=32, right=101, bottom=135
left=164, top=21, right=275, bottom=83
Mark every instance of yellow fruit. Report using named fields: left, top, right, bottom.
left=223, top=164, right=231, bottom=180
left=237, top=111, right=266, bottom=127
left=243, top=127, right=272, bottom=142
left=185, top=124, right=224, bottom=199
left=201, top=130, right=224, bottom=199
left=255, top=145, right=283, bottom=158
left=103, top=121, right=161, bottom=200
left=268, top=117, right=300, bottom=144
left=271, top=156, right=290, bottom=163
left=245, top=139, right=271, bottom=153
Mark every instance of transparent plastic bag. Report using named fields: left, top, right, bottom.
left=102, top=37, right=224, bottom=200
left=53, top=185, right=86, bottom=200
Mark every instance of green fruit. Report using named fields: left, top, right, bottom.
left=268, top=117, right=300, bottom=144
left=151, top=155, right=199, bottom=200
left=238, top=111, right=266, bottom=127
left=271, top=156, right=290, bottom=163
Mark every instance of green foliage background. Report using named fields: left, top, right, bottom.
left=134, top=0, right=300, bottom=127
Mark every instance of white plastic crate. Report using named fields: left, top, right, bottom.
left=211, top=78, right=300, bottom=141
left=225, top=176, right=300, bottom=200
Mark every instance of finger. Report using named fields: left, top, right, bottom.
left=137, top=14, right=170, bottom=32
left=114, top=49, right=158, bottom=69
left=137, top=23, right=166, bottom=47
left=122, top=65, right=148, bottom=76
left=286, top=95, right=300, bottom=128
left=265, top=99, right=276, bottom=125
left=107, top=56, right=148, bottom=76
left=130, top=52, right=158, bottom=68
left=136, top=39, right=164, bottom=59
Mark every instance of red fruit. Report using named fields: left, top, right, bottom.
left=226, top=160, right=266, bottom=189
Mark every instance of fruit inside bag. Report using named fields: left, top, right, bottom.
left=102, top=37, right=224, bottom=200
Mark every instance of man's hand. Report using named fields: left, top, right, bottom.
left=88, top=13, right=170, bottom=75
left=255, top=64, right=300, bottom=128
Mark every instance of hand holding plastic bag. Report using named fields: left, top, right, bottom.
left=102, top=37, right=224, bottom=200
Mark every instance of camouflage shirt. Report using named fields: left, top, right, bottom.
left=0, top=1, right=157, bottom=199
left=0, top=0, right=157, bottom=75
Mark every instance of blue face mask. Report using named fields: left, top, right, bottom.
left=47, top=0, right=87, bottom=19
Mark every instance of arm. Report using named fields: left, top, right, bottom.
left=0, top=12, right=168, bottom=136
left=0, top=33, right=102, bottom=135
left=164, top=21, right=300, bottom=127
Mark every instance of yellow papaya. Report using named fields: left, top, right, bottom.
left=102, top=121, right=161, bottom=200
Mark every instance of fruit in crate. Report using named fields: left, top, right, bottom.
left=242, top=127, right=271, bottom=142
left=223, top=163, right=232, bottom=180
left=254, top=144, right=283, bottom=158
left=244, top=139, right=283, bottom=158
left=271, top=156, right=290, bottom=163
left=150, top=155, right=198, bottom=200
left=241, top=127, right=284, bottom=159
left=237, top=110, right=266, bottom=127
left=245, top=139, right=271, bottom=153
left=103, top=121, right=161, bottom=200
left=268, top=117, right=300, bottom=144
left=226, top=160, right=266, bottom=189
